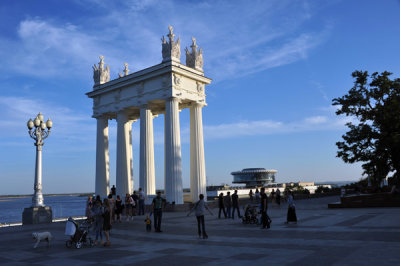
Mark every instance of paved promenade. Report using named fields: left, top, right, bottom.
left=1, top=196, right=400, bottom=265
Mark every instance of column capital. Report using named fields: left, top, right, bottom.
left=165, top=97, right=181, bottom=104
left=189, top=101, right=206, bottom=108
left=116, top=110, right=129, bottom=122
left=140, top=103, right=149, bottom=109
left=94, top=114, right=110, bottom=120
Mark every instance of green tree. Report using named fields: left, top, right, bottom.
left=333, top=71, right=400, bottom=184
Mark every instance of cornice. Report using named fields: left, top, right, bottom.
left=86, top=61, right=211, bottom=98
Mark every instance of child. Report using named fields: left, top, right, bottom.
left=145, top=214, right=152, bottom=232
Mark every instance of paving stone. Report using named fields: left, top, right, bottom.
left=139, top=254, right=217, bottom=265
left=68, top=249, right=141, bottom=262
left=1, top=196, right=400, bottom=265
left=229, top=253, right=268, bottom=260
left=157, top=248, right=185, bottom=254
left=334, top=214, right=378, bottom=226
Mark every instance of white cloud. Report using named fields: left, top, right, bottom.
left=0, top=96, right=94, bottom=141
left=202, top=107, right=351, bottom=140
left=304, top=116, right=328, bottom=124
left=0, top=0, right=330, bottom=82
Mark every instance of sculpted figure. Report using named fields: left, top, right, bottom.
left=185, top=37, right=203, bottom=71
left=161, top=25, right=181, bottom=62
left=93, top=55, right=110, bottom=85
left=123, top=62, right=129, bottom=76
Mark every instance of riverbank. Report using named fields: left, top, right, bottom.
left=0, top=195, right=88, bottom=225
left=0, top=193, right=93, bottom=199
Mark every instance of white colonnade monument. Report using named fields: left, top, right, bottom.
left=86, top=26, right=211, bottom=204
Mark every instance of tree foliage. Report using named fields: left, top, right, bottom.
left=333, top=71, right=400, bottom=184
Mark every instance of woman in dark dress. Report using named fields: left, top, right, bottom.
left=286, top=190, right=297, bottom=224
left=103, top=198, right=111, bottom=247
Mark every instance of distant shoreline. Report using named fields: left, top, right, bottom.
left=0, top=193, right=93, bottom=199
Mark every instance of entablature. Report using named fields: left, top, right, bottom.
left=88, top=60, right=211, bottom=119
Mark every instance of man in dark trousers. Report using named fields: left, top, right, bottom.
left=224, top=192, right=232, bottom=218
left=260, top=187, right=270, bottom=229
left=138, top=188, right=145, bottom=215
left=218, top=193, right=227, bottom=218
left=151, top=191, right=166, bottom=232
left=231, top=190, right=242, bottom=219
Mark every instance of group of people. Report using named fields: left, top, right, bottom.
left=85, top=195, right=112, bottom=247
left=217, top=190, right=242, bottom=219
left=190, top=188, right=297, bottom=239
left=85, top=186, right=298, bottom=245
left=249, top=188, right=282, bottom=206
left=122, top=188, right=146, bottom=221
left=85, top=186, right=149, bottom=247
left=217, top=188, right=297, bottom=228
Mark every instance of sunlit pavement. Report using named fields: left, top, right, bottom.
left=1, top=196, right=400, bottom=265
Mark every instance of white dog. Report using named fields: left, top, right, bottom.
left=32, top=232, right=53, bottom=248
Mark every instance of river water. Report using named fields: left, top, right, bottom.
left=0, top=195, right=87, bottom=224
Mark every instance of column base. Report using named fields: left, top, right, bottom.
left=22, top=206, right=53, bottom=225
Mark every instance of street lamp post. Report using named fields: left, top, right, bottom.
left=22, top=112, right=53, bottom=225
left=27, top=112, right=52, bottom=206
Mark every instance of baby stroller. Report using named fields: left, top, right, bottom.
left=65, top=217, right=94, bottom=249
left=242, top=204, right=259, bottom=224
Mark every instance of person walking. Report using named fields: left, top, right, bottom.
left=270, top=189, right=276, bottom=205
left=224, top=192, right=232, bottom=218
left=115, top=195, right=123, bottom=223
left=85, top=196, right=93, bottom=219
left=187, top=194, right=213, bottom=239
left=218, top=193, right=226, bottom=219
left=249, top=189, right=254, bottom=202
left=102, top=198, right=111, bottom=247
left=286, top=190, right=297, bottom=224
left=138, top=188, right=145, bottom=216
left=107, top=194, right=115, bottom=223
left=111, top=185, right=116, bottom=197
left=125, top=193, right=133, bottom=221
left=260, top=187, right=270, bottom=229
left=91, top=198, right=104, bottom=245
left=131, top=191, right=138, bottom=216
left=255, top=188, right=260, bottom=203
left=151, top=191, right=166, bottom=232
left=231, top=190, right=242, bottom=219
left=276, top=188, right=281, bottom=207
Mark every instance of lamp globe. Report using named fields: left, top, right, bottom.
left=27, top=119, right=34, bottom=130
left=37, top=112, right=44, bottom=122
left=46, top=118, right=53, bottom=129
left=33, top=117, right=40, bottom=127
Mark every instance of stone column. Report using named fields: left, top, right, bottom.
left=32, top=140, right=44, bottom=207
left=190, top=103, right=207, bottom=202
left=140, top=105, right=156, bottom=196
left=128, top=121, right=134, bottom=191
left=95, top=117, right=110, bottom=197
left=164, top=97, right=183, bottom=204
left=116, top=111, right=133, bottom=196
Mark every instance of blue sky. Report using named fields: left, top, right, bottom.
left=1, top=0, right=399, bottom=195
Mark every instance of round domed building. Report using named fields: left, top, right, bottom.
left=231, top=168, right=277, bottom=187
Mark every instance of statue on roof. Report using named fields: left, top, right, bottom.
left=161, top=25, right=181, bottom=63
left=93, top=55, right=110, bottom=86
left=185, top=37, right=203, bottom=71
